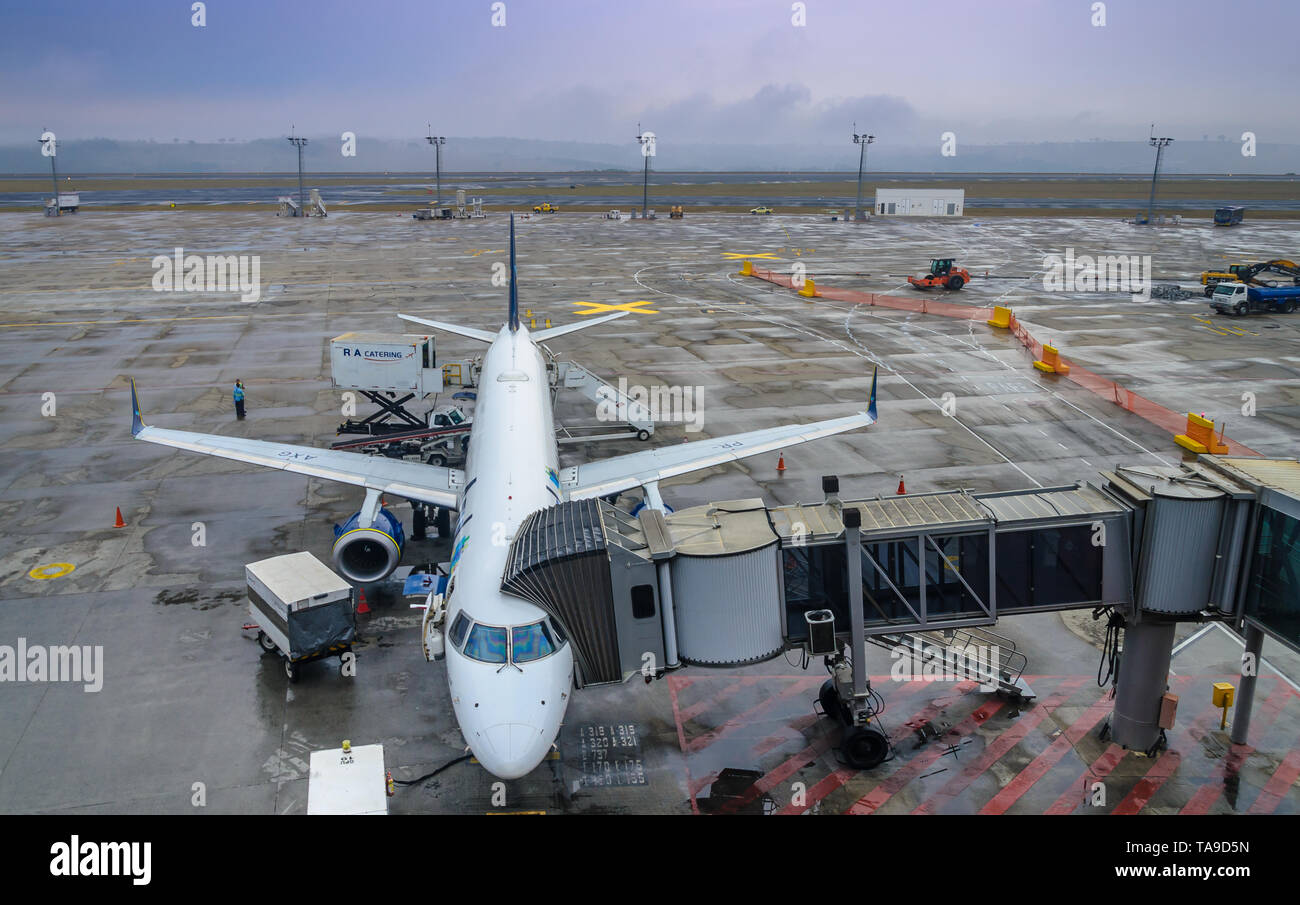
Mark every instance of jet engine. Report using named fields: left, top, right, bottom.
left=332, top=506, right=406, bottom=583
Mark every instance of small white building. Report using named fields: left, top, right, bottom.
left=874, top=188, right=964, bottom=217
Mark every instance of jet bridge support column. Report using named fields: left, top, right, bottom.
left=1230, top=623, right=1265, bottom=745
left=844, top=507, right=867, bottom=703
left=1111, top=619, right=1176, bottom=752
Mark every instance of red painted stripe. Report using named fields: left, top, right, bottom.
left=1045, top=743, right=1126, bottom=815
left=753, top=714, right=819, bottom=757
left=676, top=676, right=761, bottom=724
left=1111, top=696, right=1223, bottom=815
left=685, top=677, right=822, bottom=754
left=1248, top=748, right=1300, bottom=814
left=978, top=684, right=1117, bottom=815
left=712, top=735, right=837, bottom=815
left=1181, top=678, right=1290, bottom=815
left=843, top=697, right=1004, bottom=816
left=912, top=677, right=1087, bottom=815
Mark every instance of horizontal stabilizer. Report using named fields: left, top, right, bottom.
left=532, top=311, right=629, bottom=342
left=398, top=314, right=497, bottom=343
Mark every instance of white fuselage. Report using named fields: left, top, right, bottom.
left=442, top=324, right=574, bottom=779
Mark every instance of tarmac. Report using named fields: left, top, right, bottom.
left=0, top=209, right=1297, bottom=814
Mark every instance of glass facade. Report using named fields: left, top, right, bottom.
left=995, top=525, right=1102, bottom=611
left=1244, top=507, right=1300, bottom=650
left=783, top=531, right=990, bottom=639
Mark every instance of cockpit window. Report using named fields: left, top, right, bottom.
left=512, top=621, right=557, bottom=663
left=549, top=617, right=568, bottom=646
left=463, top=623, right=508, bottom=663
left=449, top=612, right=471, bottom=649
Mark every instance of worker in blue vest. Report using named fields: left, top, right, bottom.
left=233, top=379, right=246, bottom=419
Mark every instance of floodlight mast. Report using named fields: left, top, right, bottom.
left=287, top=129, right=309, bottom=215
left=426, top=127, right=446, bottom=207
left=853, top=125, right=874, bottom=221
left=39, top=129, right=59, bottom=217
left=1145, top=126, right=1174, bottom=224
left=636, top=124, right=654, bottom=217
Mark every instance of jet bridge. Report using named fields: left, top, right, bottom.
left=502, top=456, right=1300, bottom=768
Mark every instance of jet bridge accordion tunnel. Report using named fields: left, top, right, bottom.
left=500, top=458, right=1299, bottom=755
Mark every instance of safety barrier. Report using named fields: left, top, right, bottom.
left=747, top=266, right=1259, bottom=456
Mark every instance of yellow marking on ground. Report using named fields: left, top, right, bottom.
left=485, top=810, right=548, bottom=815
left=572, top=299, right=659, bottom=315
left=1190, top=314, right=1257, bottom=337
left=29, top=562, right=75, bottom=580
left=721, top=252, right=780, bottom=260
left=467, top=248, right=504, bottom=257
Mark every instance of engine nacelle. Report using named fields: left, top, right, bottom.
left=332, top=506, right=406, bottom=583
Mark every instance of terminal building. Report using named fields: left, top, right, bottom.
left=874, top=188, right=964, bottom=217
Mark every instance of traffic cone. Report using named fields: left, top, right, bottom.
left=777, top=453, right=786, bottom=473
left=356, top=588, right=371, bottom=615
left=896, top=476, right=906, bottom=495
left=114, top=506, right=126, bottom=528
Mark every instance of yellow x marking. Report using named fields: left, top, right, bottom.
left=468, top=248, right=504, bottom=257
left=721, top=252, right=780, bottom=260
left=572, top=300, right=659, bottom=316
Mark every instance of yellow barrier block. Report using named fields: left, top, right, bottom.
left=798, top=277, right=817, bottom=299
left=739, top=260, right=753, bottom=276
left=1212, top=682, right=1234, bottom=708
left=987, top=305, right=1012, bottom=329
left=1032, top=344, right=1070, bottom=375
left=1175, top=412, right=1229, bottom=454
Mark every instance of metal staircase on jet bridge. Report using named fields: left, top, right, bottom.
left=866, top=626, right=1034, bottom=700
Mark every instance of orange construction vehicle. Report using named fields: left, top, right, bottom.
left=908, top=258, right=970, bottom=290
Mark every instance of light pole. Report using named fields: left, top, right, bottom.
left=426, top=128, right=445, bottom=208
left=1145, top=129, right=1173, bottom=225
left=853, top=126, right=874, bottom=221
left=287, top=130, right=308, bottom=216
left=39, top=129, right=58, bottom=216
left=636, top=124, right=655, bottom=217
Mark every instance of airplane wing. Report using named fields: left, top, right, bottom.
left=565, top=369, right=877, bottom=500
left=129, top=380, right=460, bottom=509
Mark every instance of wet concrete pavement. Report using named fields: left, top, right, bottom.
left=0, top=210, right=1296, bottom=813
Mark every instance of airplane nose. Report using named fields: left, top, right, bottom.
left=479, top=723, right=548, bottom=779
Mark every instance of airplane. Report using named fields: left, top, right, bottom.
left=129, top=214, right=879, bottom=780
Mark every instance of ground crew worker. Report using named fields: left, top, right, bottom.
left=233, top=380, right=246, bottom=419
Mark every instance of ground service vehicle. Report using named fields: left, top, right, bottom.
left=1210, top=281, right=1300, bottom=316
left=908, top=258, right=971, bottom=290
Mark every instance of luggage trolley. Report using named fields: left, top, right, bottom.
left=245, top=552, right=356, bottom=681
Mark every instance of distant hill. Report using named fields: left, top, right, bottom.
left=3, top=136, right=1298, bottom=175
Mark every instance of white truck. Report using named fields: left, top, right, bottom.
left=45, top=192, right=80, bottom=214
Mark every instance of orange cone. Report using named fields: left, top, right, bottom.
left=896, top=476, right=906, bottom=495
left=356, top=588, right=371, bottom=615
left=777, top=453, right=786, bottom=473
left=114, top=507, right=126, bottom=528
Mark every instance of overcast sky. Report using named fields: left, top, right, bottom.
left=4, top=0, right=1298, bottom=147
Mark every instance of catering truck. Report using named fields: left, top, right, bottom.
left=1209, top=281, right=1300, bottom=316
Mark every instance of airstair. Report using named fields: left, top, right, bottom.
left=550, top=360, right=655, bottom=442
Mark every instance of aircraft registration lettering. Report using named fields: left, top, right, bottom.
left=277, top=451, right=318, bottom=461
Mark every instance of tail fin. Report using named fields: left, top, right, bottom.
left=867, top=366, right=879, bottom=422
left=508, top=214, right=520, bottom=332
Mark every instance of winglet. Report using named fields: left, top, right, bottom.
left=867, top=366, right=878, bottom=422
left=130, top=378, right=146, bottom=436
left=508, top=214, right=520, bottom=332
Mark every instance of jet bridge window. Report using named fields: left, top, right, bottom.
left=464, top=623, right=509, bottom=663
left=512, top=621, right=558, bottom=663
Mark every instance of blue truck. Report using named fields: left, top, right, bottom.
left=1210, top=281, right=1300, bottom=315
